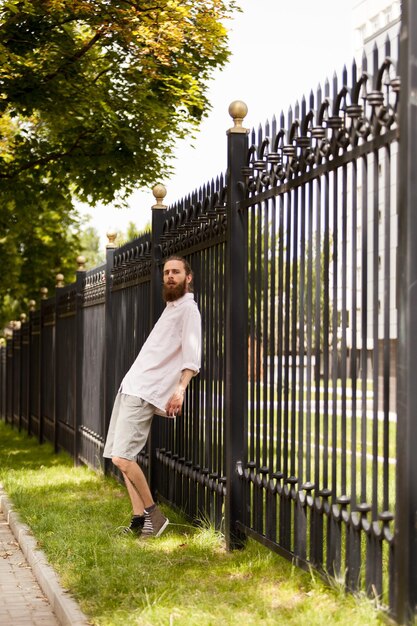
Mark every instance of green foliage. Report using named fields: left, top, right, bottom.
left=0, top=0, right=236, bottom=202
left=0, top=182, right=82, bottom=329
left=0, top=0, right=237, bottom=330
left=114, top=219, right=151, bottom=247
left=79, top=222, right=105, bottom=269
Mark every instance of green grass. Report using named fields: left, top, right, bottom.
left=0, top=420, right=390, bottom=626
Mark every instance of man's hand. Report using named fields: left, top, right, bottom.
left=165, top=368, right=195, bottom=417
left=165, top=387, right=185, bottom=417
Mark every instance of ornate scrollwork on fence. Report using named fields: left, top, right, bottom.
left=242, top=57, right=400, bottom=197
left=112, top=235, right=152, bottom=290
left=82, top=266, right=106, bottom=307
left=160, top=176, right=227, bottom=258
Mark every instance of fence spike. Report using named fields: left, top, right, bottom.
left=385, top=34, right=391, bottom=57
left=309, top=89, right=315, bottom=111
left=352, top=58, right=357, bottom=90
left=362, top=49, right=368, bottom=72
left=295, top=100, right=300, bottom=119
left=342, top=65, right=348, bottom=87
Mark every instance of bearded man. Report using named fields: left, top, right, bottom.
left=103, top=256, right=201, bottom=538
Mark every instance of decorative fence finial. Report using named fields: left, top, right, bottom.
left=40, top=287, right=48, bottom=300
left=20, top=313, right=27, bottom=323
left=152, top=183, right=167, bottom=210
left=55, top=273, right=64, bottom=288
left=228, top=101, right=248, bottom=133
left=106, top=230, right=117, bottom=248
left=76, top=255, right=86, bottom=271
left=29, top=300, right=36, bottom=312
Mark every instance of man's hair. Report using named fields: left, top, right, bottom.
left=163, top=255, right=194, bottom=292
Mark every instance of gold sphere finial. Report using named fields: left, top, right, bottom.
left=20, top=313, right=27, bottom=323
left=152, top=183, right=167, bottom=210
left=29, top=300, right=36, bottom=312
left=55, top=273, right=64, bottom=288
left=106, top=229, right=117, bottom=248
left=76, top=255, right=86, bottom=270
left=40, top=287, right=48, bottom=300
left=228, top=100, right=249, bottom=134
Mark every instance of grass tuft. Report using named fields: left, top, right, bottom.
left=0, top=420, right=388, bottom=626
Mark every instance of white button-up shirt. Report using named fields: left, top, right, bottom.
left=120, top=292, right=201, bottom=416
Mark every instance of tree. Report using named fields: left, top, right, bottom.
left=0, top=0, right=237, bottom=332
left=113, top=219, right=151, bottom=246
left=0, top=191, right=82, bottom=330
left=79, top=222, right=105, bottom=269
left=0, top=0, right=236, bottom=203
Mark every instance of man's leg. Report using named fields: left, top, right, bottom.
left=113, top=456, right=168, bottom=538
left=113, top=457, right=154, bottom=510
left=123, top=474, right=145, bottom=516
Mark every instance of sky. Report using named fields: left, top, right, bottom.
left=80, top=0, right=355, bottom=247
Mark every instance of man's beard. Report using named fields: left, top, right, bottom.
left=162, top=278, right=187, bottom=302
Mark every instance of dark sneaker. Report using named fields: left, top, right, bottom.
left=119, top=515, right=145, bottom=536
left=141, top=506, right=169, bottom=538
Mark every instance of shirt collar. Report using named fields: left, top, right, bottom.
left=166, top=292, right=195, bottom=308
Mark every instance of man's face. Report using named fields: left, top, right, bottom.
left=162, top=259, right=192, bottom=302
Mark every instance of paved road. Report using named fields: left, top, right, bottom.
left=0, top=509, right=59, bottom=626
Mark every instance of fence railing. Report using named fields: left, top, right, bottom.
left=2, top=7, right=417, bottom=621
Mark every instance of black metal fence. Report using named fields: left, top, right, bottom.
left=2, top=6, right=417, bottom=621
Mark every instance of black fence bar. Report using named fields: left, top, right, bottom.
left=1, top=29, right=416, bottom=621
left=29, top=308, right=41, bottom=439
left=395, top=0, right=417, bottom=621
left=41, top=295, right=55, bottom=445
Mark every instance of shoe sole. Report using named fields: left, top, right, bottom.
left=155, top=518, right=169, bottom=537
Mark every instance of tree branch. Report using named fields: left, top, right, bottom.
left=42, top=28, right=106, bottom=83
left=0, top=130, right=92, bottom=179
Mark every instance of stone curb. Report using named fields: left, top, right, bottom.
left=0, top=487, right=90, bottom=626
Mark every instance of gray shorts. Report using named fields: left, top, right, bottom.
left=103, top=392, right=155, bottom=460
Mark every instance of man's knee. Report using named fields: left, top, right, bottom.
left=112, top=456, right=133, bottom=473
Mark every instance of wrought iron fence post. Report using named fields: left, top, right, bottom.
left=54, top=278, right=63, bottom=453
left=149, top=184, right=167, bottom=498
left=39, top=287, right=48, bottom=444
left=395, top=0, right=417, bottom=621
left=104, top=232, right=117, bottom=475
left=20, top=314, right=29, bottom=435
left=74, top=257, right=86, bottom=465
left=27, top=299, right=37, bottom=438
left=225, top=101, right=249, bottom=549
left=18, top=317, right=23, bottom=432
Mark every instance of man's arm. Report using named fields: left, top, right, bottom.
left=165, top=368, right=196, bottom=417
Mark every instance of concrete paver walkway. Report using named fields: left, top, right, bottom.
left=0, top=489, right=89, bottom=626
left=0, top=510, right=59, bottom=625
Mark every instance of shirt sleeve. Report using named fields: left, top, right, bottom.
left=181, top=304, right=202, bottom=374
